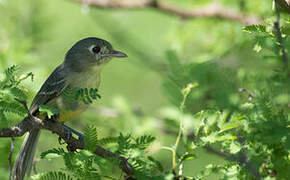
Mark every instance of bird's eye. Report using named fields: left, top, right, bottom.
left=92, top=46, right=101, bottom=53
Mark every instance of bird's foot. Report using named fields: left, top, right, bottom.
left=58, top=124, right=84, bottom=145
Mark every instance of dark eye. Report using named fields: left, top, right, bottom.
left=92, top=46, right=101, bottom=53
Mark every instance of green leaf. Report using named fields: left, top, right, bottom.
left=243, top=25, right=266, bottom=33
left=31, top=171, right=76, bottom=180
left=219, top=121, right=244, bottom=133
left=75, top=88, right=101, bottom=104
left=84, top=125, right=98, bottom=152
left=117, top=133, right=132, bottom=155
left=229, top=142, right=241, bottom=154
left=97, top=137, right=118, bottom=145
left=201, top=132, right=218, bottom=143
left=10, top=87, right=28, bottom=100
left=0, top=101, right=27, bottom=116
left=179, top=153, right=196, bottom=163
left=135, top=135, right=155, bottom=150
left=216, top=134, right=237, bottom=141
left=40, top=148, right=65, bottom=159
left=148, top=156, right=164, bottom=172
left=39, top=105, right=59, bottom=118
left=253, top=42, right=262, bottom=52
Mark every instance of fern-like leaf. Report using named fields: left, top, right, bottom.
left=39, top=105, right=59, bottom=118
left=243, top=25, right=266, bottom=34
left=32, top=171, right=76, bottom=180
left=1, top=65, right=19, bottom=88
left=84, top=125, right=98, bottom=152
left=75, top=88, right=101, bottom=104
left=40, top=148, right=66, bottom=159
left=134, top=135, right=155, bottom=150
left=0, top=110, right=8, bottom=127
left=97, top=137, right=118, bottom=146
left=117, top=133, right=132, bottom=155
left=10, top=87, right=28, bottom=100
left=147, top=156, right=164, bottom=172
left=0, top=101, right=27, bottom=116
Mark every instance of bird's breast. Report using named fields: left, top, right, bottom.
left=68, top=66, right=102, bottom=89
left=52, top=66, right=102, bottom=122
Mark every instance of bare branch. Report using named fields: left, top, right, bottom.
left=0, top=115, right=134, bottom=177
left=76, top=0, right=261, bottom=25
left=0, top=118, right=31, bottom=137
left=9, top=137, right=14, bottom=180
left=276, top=0, right=290, bottom=13
left=239, top=88, right=255, bottom=101
left=274, top=0, right=289, bottom=73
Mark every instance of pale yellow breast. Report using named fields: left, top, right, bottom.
left=54, top=65, right=103, bottom=122
left=68, top=65, right=102, bottom=89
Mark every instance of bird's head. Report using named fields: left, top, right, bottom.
left=64, top=37, right=127, bottom=71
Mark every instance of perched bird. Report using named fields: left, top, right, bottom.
left=13, top=37, right=127, bottom=180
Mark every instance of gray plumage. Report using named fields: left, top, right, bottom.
left=13, top=37, right=127, bottom=180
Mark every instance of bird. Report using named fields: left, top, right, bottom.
left=13, top=37, right=127, bottom=180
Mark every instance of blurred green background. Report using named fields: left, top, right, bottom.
left=0, top=0, right=289, bottom=179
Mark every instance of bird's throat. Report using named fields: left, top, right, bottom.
left=68, top=65, right=102, bottom=90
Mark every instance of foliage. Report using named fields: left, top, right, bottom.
left=0, top=65, right=32, bottom=127
left=75, top=88, right=101, bottom=104
left=0, top=0, right=289, bottom=180
left=32, top=171, right=76, bottom=180
left=39, top=126, right=159, bottom=179
left=39, top=105, right=60, bottom=118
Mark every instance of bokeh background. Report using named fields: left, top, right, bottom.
left=0, top=0, right=289, bottom=179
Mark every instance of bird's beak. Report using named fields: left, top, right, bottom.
left=107, top=50, right=128, bottom=58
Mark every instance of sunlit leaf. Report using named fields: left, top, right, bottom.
left=39, top=105, right=59, bottom=118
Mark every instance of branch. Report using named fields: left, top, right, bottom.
left=276, top=0, right=290, bottom=13
left=0, top=118, right=31, bottom=137
left=274, top=0, right=289, bottom=73
left=239, top=88, right=255, bottom=101
left=166, top=130, right=261, bottom=179
left=9, top=137, right=14, bottom=180
left=76, top=0, right=261, bottom=25
left=204, top=146, right=261, bottom=179
left=0, top=115, right=134, bottom=177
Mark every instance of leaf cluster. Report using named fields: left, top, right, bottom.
left=63, top=88, right=101, bottom=104
left=37, top=125, right=160, bottom=179
left=0, top=65, right=32, bottom=127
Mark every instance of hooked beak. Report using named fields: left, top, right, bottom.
left=104, top=50, right=127, bottom=58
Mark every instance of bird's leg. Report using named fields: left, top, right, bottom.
left=63, top=124, right=84, bottom=140
left=58, top=125, right=72, bottom=145
left=58, top=124, right=84, bottom=145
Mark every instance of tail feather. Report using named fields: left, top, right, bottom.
left=13, top=129, right=40, bottom=180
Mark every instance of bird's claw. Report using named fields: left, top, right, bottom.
left=58, top=124, right=84, bottom=145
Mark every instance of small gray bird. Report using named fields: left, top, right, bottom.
left=13, top=37, right=127, bottom=180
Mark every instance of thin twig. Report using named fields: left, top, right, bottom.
left=75, top=0, right=261, bottom=25
left=276, top=0, right=290, bottom=13
left=163, top=129, right=261, bottom=179
left=274, top=0, right=289, bottom=72
left=9, top=137, right=14, bottom=180
left=239, top=88, right=255, bottom=101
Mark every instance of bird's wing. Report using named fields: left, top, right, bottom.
left=29, top=64, right=68, bottom=114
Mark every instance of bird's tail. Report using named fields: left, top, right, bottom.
left=13, top=128, right=40, bottom=180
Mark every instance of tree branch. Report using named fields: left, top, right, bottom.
left=166, top=130, right=261, bottom=179
left=8, top=137, right=14, bottom=180
left=0, top=115, right=134, bottom=177
left=76, top=0, right=261, bottom=25
left=276, top=0, right=290, bottom=13
left=204, top=146, right=261, bottom=179
left=274, top=0, right=289, bottom=73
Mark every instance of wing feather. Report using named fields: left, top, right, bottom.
left=29, top=64, right=68, bottom=114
